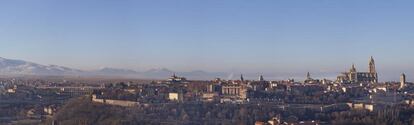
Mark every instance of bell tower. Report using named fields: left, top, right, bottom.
left=369, top=56, right=376, bottom=73
left=368, top=56, right=378, bottom=83
left=400, top=73, right=406, bottom=90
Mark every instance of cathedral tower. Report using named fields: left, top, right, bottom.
left=368, top=56, right=378, bottom=83
left=350, top=64, right=357, bottom=73
left=400, top=73, right=406, bottom=90
left=369, top=56, right=376, bottom=73
left=259, top=75, right=264, bottom=81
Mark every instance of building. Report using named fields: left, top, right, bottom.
left=168, top=92, right=184, bottom=102
left=336, top=56, right=378, bottom=83
left=91, top=95, right=139, bottom=107
left=304, top=72, right=319, bottom=84
left=400, top=73, right=406, bottom=90
left=347, top=102, right=375, bottom=112
left=221, top=84, right=247, bottom=99
left=36, top=86, right=101, bottom=96
left=202, top=92, right=219, bottom=102
left=167, top=73, right=187, bottom=83
left=6, top=88, right=16, bottom=93
left=259, top=75, right=264, bottom=81
left=6, top=85, right=17, bottom=93
left=220, top=83, right=247, bottom=103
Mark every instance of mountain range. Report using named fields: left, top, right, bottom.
left=0, top=57, right=227, bottom=80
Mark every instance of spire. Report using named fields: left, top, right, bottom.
left=259, top=75, right=264, bottom=81
left=306, top=72, right=311, bottom=80
left=350, top=64, right=357, bottom=72
left=240, top=74, right=244, bottom=82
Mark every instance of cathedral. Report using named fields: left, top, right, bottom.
left=336, top=56, right=378, bottom=83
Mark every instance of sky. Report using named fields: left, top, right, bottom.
left=0, top=0, right=414, bottom=81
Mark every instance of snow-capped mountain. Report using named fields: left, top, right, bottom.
left=0, top=57, right=227, bottom=80
left=0, top=57, right=83, bottom=75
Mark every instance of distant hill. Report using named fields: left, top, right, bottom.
left=0, top=57, right=83, bottom=76
left=0, top=57, right=227, bottom=80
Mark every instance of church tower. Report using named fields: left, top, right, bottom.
left=259, top=75, right=264, bottom=81
left=348, top=64, right=357, bottom=82
left=369, top=56, right=376, bottom=73
left=400, top=73, right=406, bottom=90
left=368, top=56, right=378, bottom=83
left=306, top=72, right=311, bottom=80
left=350, top=64, right=357, bottom=73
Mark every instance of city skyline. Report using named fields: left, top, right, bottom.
left=2, top=1, right=414, bottom=124
left=1, top=0, right=414, bottom=81
left=0, top=56, right=409, bottom=82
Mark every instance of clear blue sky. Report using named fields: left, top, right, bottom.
left=1, top=0, right=413, bottom=81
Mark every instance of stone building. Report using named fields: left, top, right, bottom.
left=220, top=83, right=248, bottom=103
left=337, top=56, right=378, bottom=83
